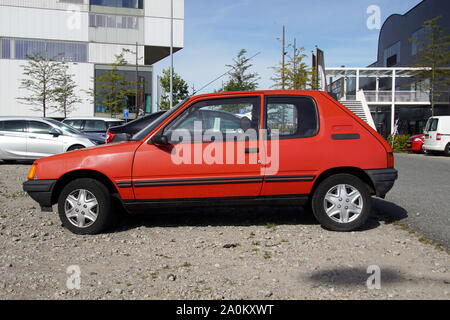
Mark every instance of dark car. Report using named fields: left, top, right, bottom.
left=63, top=117, right=125, bottom=141
left=106, top=111, right=166, bottom=143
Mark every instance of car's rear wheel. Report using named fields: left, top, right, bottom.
left=58, top=178, right=113, bottom=235
left=311, top=174, right=372, bottom=232
left=444, top=143, right=450, bottom=157
left=67, top=145, right=85, bottom=152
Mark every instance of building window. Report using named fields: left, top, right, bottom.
left=90, top=0, right=143, bottom=9
left=1, top=39, right=11, bottom=59
left=383, top=41, right=401, bottom=67
left=89, top=14, right=138, bottom=29
left=0, top=38, right=88, bottom=62
left=411, top=27, right=430, bottom=56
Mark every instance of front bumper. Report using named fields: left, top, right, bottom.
left=365, top=169, right=398, bottom=198
left=23, top=180, right=57, bottom=211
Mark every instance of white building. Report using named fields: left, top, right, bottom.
left=0, top=0, right=184, bottom=118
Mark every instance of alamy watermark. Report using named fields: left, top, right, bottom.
left=168, top=122, right=280, bottom=175
left=66, top=265, right=81, bottom=290
left=66, top=5, right=82, bottom=31
left=366, top=265, right=381, bottom=290
left=366, top=5, right=381, bottom=30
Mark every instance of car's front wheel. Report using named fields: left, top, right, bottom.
left=311, top=174, right=372, bottom=232
left=58, top=178, right=113, bottom=234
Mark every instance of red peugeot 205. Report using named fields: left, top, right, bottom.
left=24, top=91, right=397, bottom=234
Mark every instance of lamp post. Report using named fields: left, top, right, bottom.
left=170, top=0, right=174, bottom=109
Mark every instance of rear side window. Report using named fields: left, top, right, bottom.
left=64, top=120, right=83, bottom=130
left=265, top=96, right=318, bottom=138
left=0, top=121, right=3, bottom=130
left=84, top=120, right=107, bottom=131
left=2, top=120, right=26, bottom=132
left=106, top=121, right=125, bottom=129
left=28, top=121, right=52, bottom=134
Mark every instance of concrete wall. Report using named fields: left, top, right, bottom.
left=0, top=59, right=94, bottom=117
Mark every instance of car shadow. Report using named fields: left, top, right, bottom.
left=0, top=160, right=35, bottom=165
left=109, top=198, right=408, bottom=233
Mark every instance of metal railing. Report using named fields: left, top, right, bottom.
left=363, top=90, right=449, bottom=103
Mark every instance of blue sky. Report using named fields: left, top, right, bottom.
left=155, top=0, right=423, bottom=93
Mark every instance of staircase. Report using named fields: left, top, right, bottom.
left=341, top=100, right=369, bottom=122
left=340, top=90, right=376, bottom=129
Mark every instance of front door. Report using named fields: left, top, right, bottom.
left=27, top=121, right=63, bottom=158
left=132, top=96, right=265, bottom=200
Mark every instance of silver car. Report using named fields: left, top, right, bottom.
left=0, top=117, right=97, bottom=162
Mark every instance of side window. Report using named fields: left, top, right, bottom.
left=0, top=121, right=3, bottom=130
left=3, top=120, right=26, bottom=132
left=84, top=120, right=107, bottom=131
left=64, top=120, right=83, bottom=130
left=28, top=121, right=52, bottom=134
left=265, top=96, right=318, bottom=138
left=164, top=97, right=260, bottom=142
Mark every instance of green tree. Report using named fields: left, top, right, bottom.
left=159, top=68, right=189, bottom=110
left=411, top=16, right=450, bottom=116
left=17, top=53, right=62, bottom=117
left=53, top=60, right=82, bottom=118
left=272, top=45, right=310, bottom=90
left=88, top=52, right=136, bottom=117
left=222, top=49, right=259, bottom=92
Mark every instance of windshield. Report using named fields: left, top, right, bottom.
left=132, top=98, right=190, bottom=141
left=46, top=119, right=82, bottom=135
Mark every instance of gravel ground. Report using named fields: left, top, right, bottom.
left=0, top=162, right=448, bottom=300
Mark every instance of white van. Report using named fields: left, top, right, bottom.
left=423, top=116, right=450, bottom=156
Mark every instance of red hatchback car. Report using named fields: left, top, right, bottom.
left=23, top=91, right=397, bottom=234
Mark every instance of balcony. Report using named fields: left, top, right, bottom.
left=363, top=91, right=449, bottom=104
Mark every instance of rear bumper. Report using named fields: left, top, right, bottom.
left=365, top=169, right=398, bottom=198
left=23, top=180, right=57, bottom=211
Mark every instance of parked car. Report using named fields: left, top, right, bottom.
left=407, top=134, right=425, bottom=153
left=23, top=91, right=398, bottom=235
left=423, top=116, right=450, bottom=156
left=106, top=111, right=166, bottom=143
left=62, top=117, right=125, bottom=141
left=0, top=117, right=99, bottom=162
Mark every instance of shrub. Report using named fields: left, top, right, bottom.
left=387, top=134, right=410, bottom=153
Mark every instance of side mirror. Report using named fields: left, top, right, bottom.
left=150, top=134, right=169, bottom=146
left=50, top=128, right=62, bottom=137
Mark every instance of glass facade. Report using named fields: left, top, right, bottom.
left=89, top=14, right=139, bottom=29
left=1, top=39, right=11, bottom=59
left=0, top=38, right=87, bottom=62
left=90, top=0, right=143, bottom=9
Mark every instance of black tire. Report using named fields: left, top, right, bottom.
left=444, top=143, right=450, bottom=157
left=311, top=174, right=372, bottom=232
left=58, top=178, right=113, bottom=235
left=67, top=145, right=85, bottom=152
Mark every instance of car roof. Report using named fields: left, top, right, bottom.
left=0, top=116, right=47, bottom=121
left=63, top=117, right=124, bottom=121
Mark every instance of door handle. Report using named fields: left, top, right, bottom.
left=29, top=136, right=37, bottom=139
left=245, top=148, right=259, bottom=154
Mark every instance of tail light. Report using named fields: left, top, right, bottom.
left=436, top=133, right=442, bottom=141
left=105, top=131, right=116, bottom=144
left=387, top=152, right=394, bottom=168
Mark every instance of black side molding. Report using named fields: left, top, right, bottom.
left=332, top=133, right=360, bottom=140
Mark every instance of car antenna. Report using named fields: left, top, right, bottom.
left=191, top=52, right=261, bottom=96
